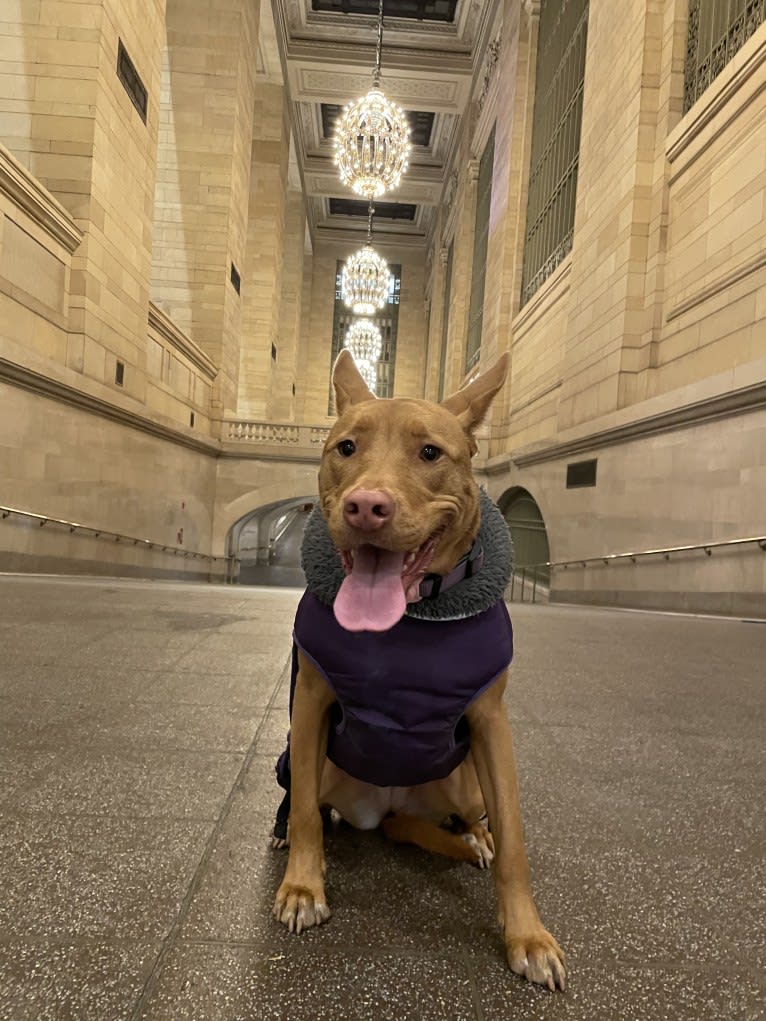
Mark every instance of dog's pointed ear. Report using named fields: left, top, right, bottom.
left=440, top=353, right=509, bottom=438
left=333, top=349, right=376, bottom=414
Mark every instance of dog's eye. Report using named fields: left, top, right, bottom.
left=337, top=439, right=356, bottom=457
left=420, top=445, right=442, bottom=462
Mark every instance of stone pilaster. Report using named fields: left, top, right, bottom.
left=237, top=82, right=290, bottom=419
left=266, top=188, right=307, bottom=421
left=151, top=0, right=259, bottom=416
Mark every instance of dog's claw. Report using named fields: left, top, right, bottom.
left=507, top=934, right=566, bottom=991
left=274, top=886, right=331, bottom=935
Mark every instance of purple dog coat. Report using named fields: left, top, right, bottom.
left=274, top=590, right=513, bottom=836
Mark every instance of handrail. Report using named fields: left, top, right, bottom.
left=522, top=534, right=766, bottom=572
left=0, top=504, right=236, bottom=565
left=508, top=534, right=766, bottom=603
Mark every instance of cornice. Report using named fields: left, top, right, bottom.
left=0, top=145, right=83, bottom=254
left=0, top=357, right=220, bottom=458
left=495, top=380, right=766, bottom=471
left=148, top=302, right=218, bottom=380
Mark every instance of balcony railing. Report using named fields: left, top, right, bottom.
left=223, top=421, right=330, bottom=448
left=509, top=534, right=766, bottom=603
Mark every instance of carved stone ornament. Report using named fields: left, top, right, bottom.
left=444, top=168, right=459, bottom=209
left=477, top=31, right=502, bottom=111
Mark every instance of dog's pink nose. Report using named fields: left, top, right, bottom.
left=343, top=489, right=394, bottom=532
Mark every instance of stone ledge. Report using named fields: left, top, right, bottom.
left=486, top=378, right=766, bottom=470
left=0, top=357, right=220, bottom=458
left=148, top=302, right=218, bottom=380
left=0, top=144, right=83, bottom=254
left=666, top=26, right=766, bottom=170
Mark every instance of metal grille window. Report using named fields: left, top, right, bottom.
left=328, top=263, right=401, bottom=411
left=464, top=125, right=495, bottom=375
left=521, top=0, right=589, bottom=307
left=437, top=241, right=454, bottom=401
left=684, top=0, right=765, bottom=112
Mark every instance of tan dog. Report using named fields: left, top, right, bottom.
left=273, top=351, right=565, bottom=991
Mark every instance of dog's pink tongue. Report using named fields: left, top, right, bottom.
left=334, top=545, right=407, bottom=632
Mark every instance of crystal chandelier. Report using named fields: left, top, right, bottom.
left=355, top=357, right=378, bottom=393
left=334, top=0, right=411, bottom=199
left=344, top=318, right=383, bottom=364
left=341, top=204, right=391, bottom=315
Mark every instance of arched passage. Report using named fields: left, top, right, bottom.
left=498, top=487, right=551, bottom=585
left=228, top=496, right=316, bottom=587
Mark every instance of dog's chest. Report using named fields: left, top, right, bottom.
left=292, top=592, right=514, bottom=789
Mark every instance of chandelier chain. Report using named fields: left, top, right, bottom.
left=373, top=0, right=384, bottom=86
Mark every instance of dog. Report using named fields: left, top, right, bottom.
left=272, top=350, right=565, bottom=991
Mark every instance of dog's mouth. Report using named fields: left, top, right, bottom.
left=334, top=531, right=442, bottom=633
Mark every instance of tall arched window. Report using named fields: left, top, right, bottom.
left=521, top=0, right=589, bottom=307
left=684, top=0, right=766, bottom=112
left=328, top=262, right=401, bottom=411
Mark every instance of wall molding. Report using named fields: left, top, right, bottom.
left=667, top=28, right=766, bottom=174
left=148, top=302, right=218, bottom=380
left=666, top=249, right=766, bottom=322
left=0, top=357, right=220, bottom=458
left=0, top=145, right=83, bottom=254
left=485, top=379, right=766, bottom=471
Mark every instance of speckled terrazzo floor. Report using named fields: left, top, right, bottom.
left=0, top=574, right=764, bottom=1021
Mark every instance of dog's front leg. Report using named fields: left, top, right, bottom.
left=274, top=650, right=335, bottom=934
left=466, top=674, right=566, bottom=991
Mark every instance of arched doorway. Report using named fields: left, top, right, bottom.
left=228, top=496, right=316, bottom=587
left=498, top=487, right=551, bottom=591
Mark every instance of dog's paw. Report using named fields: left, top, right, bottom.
left=271, top=835, right=289, bottom=850
left=274, top=882, right=331, bottom=935
left=460, top=825, right=494, bottom=868
left=505, top=931, right=566, bottom=991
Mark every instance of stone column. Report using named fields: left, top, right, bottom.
left=151, top=0, right=259, bottom=416
left=444, top=156, right=480, bottom=393
left=236, top=81, right=290, bottom=420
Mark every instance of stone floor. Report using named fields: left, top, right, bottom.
left=0, top=574, right=764, bottom=1021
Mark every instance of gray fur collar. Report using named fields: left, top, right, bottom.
left=301, top=489, right=513, bottom=621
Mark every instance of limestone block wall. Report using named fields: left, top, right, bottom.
left=0, top=380, right=219, bottom=580
left=484, top=396, right=766, bottom=617
left=432, top=0, right=766, bottom=614
left=1, top=0, right=167, bottom=403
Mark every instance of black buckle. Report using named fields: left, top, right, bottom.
left=421, top=572, right=442, bottom=599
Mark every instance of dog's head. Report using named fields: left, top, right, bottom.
left=319, top=350, right=508, bottom=632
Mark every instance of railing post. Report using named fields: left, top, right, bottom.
left=532, top=570, right=537, bottom=604
left=521, top=567, right=526, bottom=602
left=510, top=570, right=516, bottom=601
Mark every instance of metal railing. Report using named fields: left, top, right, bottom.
left=0, top=504, right=237, bottom=574
left=509, top=534, right=766, bottom=603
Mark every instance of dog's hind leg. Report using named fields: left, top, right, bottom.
left=381, top=812, right=493, bottom=868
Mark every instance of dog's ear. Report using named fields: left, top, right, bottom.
left=333, top=349, right=376, bottom=413
left=440, top=353, right=509, bottom=440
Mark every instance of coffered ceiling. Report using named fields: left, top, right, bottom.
left=266, top=0, right=499, bottom=249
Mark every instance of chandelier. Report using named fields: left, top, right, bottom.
left=334, top=0, right=411, bottom=199
left=344, top=318, right=383, bottom=364
left=341, top=204, right=391, bottom=315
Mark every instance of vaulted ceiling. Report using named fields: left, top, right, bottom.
left=261, top=0, right=498, bottom=249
